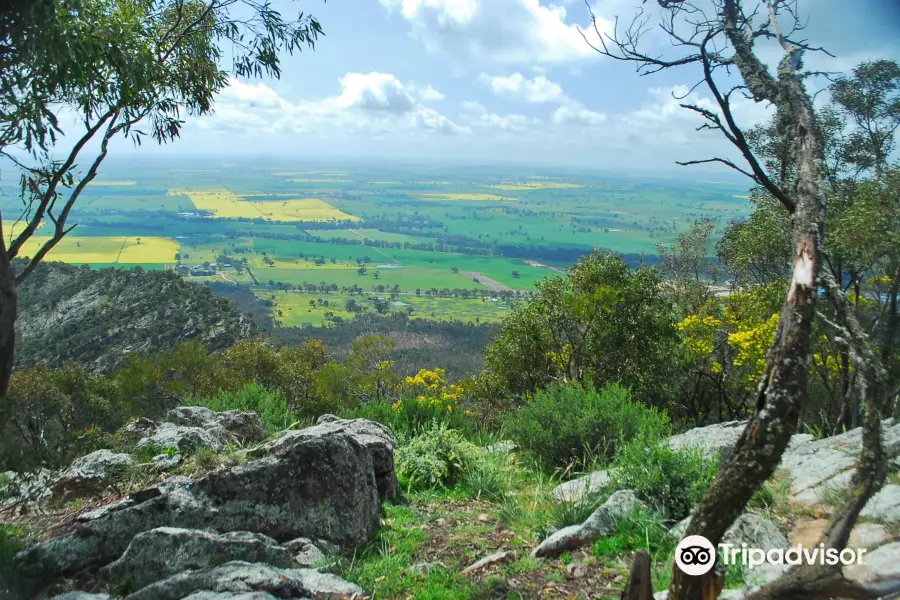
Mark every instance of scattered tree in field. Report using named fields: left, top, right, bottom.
left=451, top=266, right=459, bottom=273
left=511, top=270, right=520, bottom=279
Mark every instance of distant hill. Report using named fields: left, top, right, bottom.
left=15, top=261, right=255, bottom=371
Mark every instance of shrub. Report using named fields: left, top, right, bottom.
left=0, top=525, right=25, bottom=595
left=501, top=383, right=669, bottom=473
left=463, top=453, right=514, bottom=501
left=0, top=364, right=130, bottom=471
left=610, top=438, right=717, bottom=520
left=346, top=396, right=474, bottom=439
left=189, top=383, right=295, bottom=435
left=395, top=422, right=480, bottom=491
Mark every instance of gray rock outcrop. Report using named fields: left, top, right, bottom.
left=50, top=450, right=135, bottom=498
left=126, top=561, right=364, bottom=600
left=15, top=424, right=383, bottom=586
left=250, top=415, right=399, bottom=502
left=105, top=528, right=295, bottom=590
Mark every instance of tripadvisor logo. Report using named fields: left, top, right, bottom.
left=675, top=535, right=867, bottom=576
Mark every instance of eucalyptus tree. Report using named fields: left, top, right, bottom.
left=583, top=1, right=897, bottom=598
left=0, top=0, right=324, bottom=395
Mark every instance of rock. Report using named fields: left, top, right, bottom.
left=655, top=590, right=751, bottom=600
left=846, top=541, right=900, bottom=584
left=137, top=422, right=225, bottom=453
left=408, top=561, right=448, bottom=574
left=215, top=411, right=266, bottom=443
left=667, top=420, right=746, bottom=457
left=252, top=416, right=399, bottom=502
left=483, top=441, right=517, bottom=455
left=462, top=550, right=516, bottom=574
left=126, top=561, right=364, bottom=600
left=166, top=408, right=266, bottom=444
left=859, top=484, right=900, bottom=522
left=153, top=453, right=183, bottom=471
left=15, top=428, right=383, bottom=583
left=182, top=593, right=279, bottom=600
left=167, top=406, right=221, bottom=429
left=50, top=450, right=134, bottom=498
left=790, top=519, right=891, bottom=549
left=105, top=528, right=295, bottom=590
left=566, top=563, right=587, bottom=579
left=119, top=417, right=158, bottom=445
left=552, top=470, right=610, bottom=503
left=280, top=537, right=328, bottom=567
left=48, top=594, right=113, bottom=600
left=779, top=419, right=900, bottom=509
left=532, top=490, right=645, bottom=558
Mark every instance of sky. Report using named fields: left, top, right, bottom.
left=121, top=0, right=900, bottom=170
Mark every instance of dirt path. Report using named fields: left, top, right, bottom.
left=460, top=271, right=513, bottom=292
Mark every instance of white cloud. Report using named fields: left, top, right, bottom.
left=460, top=100, right=488, bottom=114
left=378, top=0, right=608, bottom=65
left=551, top=103, right=606, bottom=126
left=408, top=82, right=446, bottom=102
left=479, top=72, right=565, bottom=102
left=197, top=75, right=467, bottom=138
left=334, top=72, right=417, bottom=113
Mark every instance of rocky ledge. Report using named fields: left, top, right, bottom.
left=8, top=411, right=396, bottom=599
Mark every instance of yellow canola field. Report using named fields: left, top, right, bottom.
left=3, top=220, right=44, bottom=241
left=253, top=198, right=360, bottom=222
left=16, top=236, right=178, bottom=264
left=491, top=182, right=583, bottom=190
left=169, top=189, right=359, bottom=222
left=420, top=193, right=513, bottom=201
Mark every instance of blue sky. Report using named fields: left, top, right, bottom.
left=145, top=0, right=900, bottom=169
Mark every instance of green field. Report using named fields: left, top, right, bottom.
left=0, top=159, right=752, bottom=325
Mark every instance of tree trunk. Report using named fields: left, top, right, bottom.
left=621, top=551, right=654, bottom=600
left=0, top=253, right=17, bottom=397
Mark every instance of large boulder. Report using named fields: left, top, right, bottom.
left=667, top=420, right=747, bottom=457
left=125, top=561, right=364, bottom=600
left=105, top=528, right=295, bottom=590
left=250, top=415, right=399, bottom=502
left=15, top=427, right=382, bottom=584
left=137, top=422, right=226, bottom=453
left=532, top=490, right=646, bottom=558
left=50, top=450, right=135, bottom=498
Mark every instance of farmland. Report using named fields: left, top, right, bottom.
left=0, top=157, right=752, bottom=327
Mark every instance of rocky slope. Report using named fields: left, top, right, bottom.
left=15, top=261, right=254, bottom=372
left=3, top=409, right=396, bottom=599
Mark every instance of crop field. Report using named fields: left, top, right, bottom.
left=16, top=235, right=177, bottom=264
left=0, top=157, right=753, bottom=325
left=266, top=290, right=512, bottom=327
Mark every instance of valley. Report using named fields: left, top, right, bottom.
left=1, top=159, right=751, bottom=328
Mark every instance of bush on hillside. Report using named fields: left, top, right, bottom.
left=501, top=383, right=669, bottom=473
left=610, top=438, right=717, bottom=520
left=395, top=422, right=481, bottom=491
left=0, top=364, right=130, bottom=471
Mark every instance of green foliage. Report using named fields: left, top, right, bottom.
left=590, top=506, right=672, bottom=560
left=189, top=383, right=294, bottom=435
left=482, top=251, right=681, bottom=409
left=0, top=524, right=25, bottom=595
left=462, top=453, right=514, bottom=502
left=610, top=438, right=717, bottom=520
left=193, top=446, right=219, bottom=471
left=0, top=363, right=129, bottom=471
left=501, top=383, right=669, bottom=473
left=395, top=422, right=481, bottom=491
left=549, top=490, right=607, bottom=529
